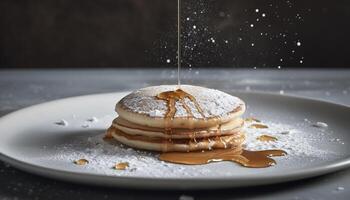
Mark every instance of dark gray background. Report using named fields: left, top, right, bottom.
left=0, top=0, right=349, bottom=68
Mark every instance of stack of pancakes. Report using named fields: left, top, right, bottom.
left=106, top=85, right=246, bottom=152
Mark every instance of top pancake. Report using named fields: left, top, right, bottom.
left=116, top=85, right=246, bottom=129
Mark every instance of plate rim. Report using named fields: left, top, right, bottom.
left=0, top=91, right=350, bottom=189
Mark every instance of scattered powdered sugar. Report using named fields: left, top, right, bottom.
left=87, top=117, right=99, bottom=123
left=50, top=134, right=192, bottom=177
left=280, top=131, right=290, bottom=135
left=119, top=85, right=244, bottom=119
left=46, top=117, right=342, bottom=178
left=244, top=121, right=331, bottom=157
left=313, top=122, right=329, bottom=128
left=81, top=124, right=90, bottom=128
left=54, top=119, right=69, bottom=126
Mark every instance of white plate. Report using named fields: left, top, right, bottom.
left=0, top=92, right=349, bottom=189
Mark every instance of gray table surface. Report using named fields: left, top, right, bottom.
left=0, top=68, right=349, bottom=200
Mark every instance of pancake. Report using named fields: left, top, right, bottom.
left=116, top=85, right=245, bottom=129
left=108, top=126, right=246, bottom=152
left=113, top=117, right=244, bottom=139
left=106, top=85, right=246, bottom=152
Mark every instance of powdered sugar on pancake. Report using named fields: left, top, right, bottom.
left=118, top=85, right=244, bottom=119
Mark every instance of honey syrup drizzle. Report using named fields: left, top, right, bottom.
left=159, top=149, right=287, bottom=168
left=104, top=126, right=114, bottom=139
left=74, top=159, right=89, bottom=166
left=114, top=162, right=129, bottom=170
left=156, top=89, right=206, bottom=152
left=103, top=0, right=288, bottom=169
left=156, top=89, right=205, bottom=119
left=257, top=135, right=278, bottom=142
left=249, top=124, right=269, bottom=129
left=155, top=89, right=287, bottom=168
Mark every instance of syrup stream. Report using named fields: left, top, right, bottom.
left=177, top=0, right=181, bottom=87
